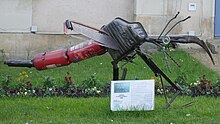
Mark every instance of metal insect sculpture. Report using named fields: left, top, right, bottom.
left=4, top=12, right=214, bottom=108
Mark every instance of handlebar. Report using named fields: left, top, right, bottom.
left=4, top=60, right=34, bottom=68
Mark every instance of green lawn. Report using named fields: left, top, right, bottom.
left=0, top=50, right=220, bottom=123
left=0, top=50, right=219, bottom=87
left=0, top=96, right=219, bottom=124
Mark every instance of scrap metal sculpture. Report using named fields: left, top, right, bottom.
left=4, top=12, right=214, bottom=108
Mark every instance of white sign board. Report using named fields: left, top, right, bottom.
left=111, top=80, right=155, bottom=111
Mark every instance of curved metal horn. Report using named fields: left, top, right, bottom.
left=169, top=36, right=215, bottom=65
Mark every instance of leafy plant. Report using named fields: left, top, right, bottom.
left=174, top=73, right=187, bottom=86
left=174, top=73, right=191, bottom=95
left=0, top=75, right=12, bottom=96
left=81, top=74, right=101, bottom=89
left=190, top=75, right=216, bottom=97
left=42, top=76, right=55, bottom=88
left=42, top=76, right=57, bottom=97
left=213, top=80, right=220, bottom=97
left=16, top=71, right=33, bottom=96
left=0, top=75, right=12, bottom=91
left=63, top=72, right=77, bottom=97
left=81, top=74, right=102, bottom=97
left=214, top=79, right=220, bottom=87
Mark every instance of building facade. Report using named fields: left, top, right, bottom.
left=0, top=0, right=219, bottom=59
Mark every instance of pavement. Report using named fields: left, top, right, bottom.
left=184, top=48, right=220, bottom=75
left=207, top=38, right=220, bottom=54
left=176, top=38, right=220, bottom=75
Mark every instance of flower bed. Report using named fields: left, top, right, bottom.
left=155, top=75, right=220, bottom=97
left=0, top=71, right=219, bottom=97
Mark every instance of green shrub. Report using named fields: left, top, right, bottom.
left=0, top=75, right=12, bottom=96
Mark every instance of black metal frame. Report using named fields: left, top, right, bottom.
left=112, top=48, right=183, bottom=109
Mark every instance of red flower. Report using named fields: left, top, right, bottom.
left=202, top=85, right=206, bottom=89
left=25, top=81, right=32, bottom=87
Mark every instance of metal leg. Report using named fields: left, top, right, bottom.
left=121, top=68, right=127, bottom=80
left=112, top=61, right=127, bottom=80
left=136, top=49, right=181, bottom=90
left=165, top=91, right=180, bottom=109
left=159, top=74, right=181, bottom=109
left=136, top=49, right=183, bottom=108
left=159, top=75, right=169, bottom=106
left=112, top=62, right=119, bottom=80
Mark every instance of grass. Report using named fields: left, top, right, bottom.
left=0, top=50, right=220, bottom=123
left=0, top=96, right=219, bottom=124
left=0, top=50, right=219, bottom=87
